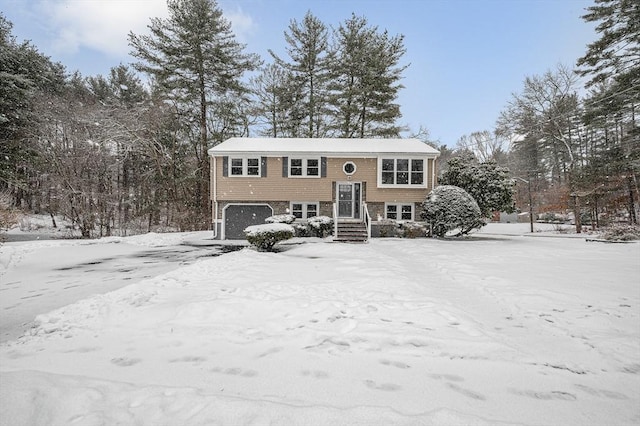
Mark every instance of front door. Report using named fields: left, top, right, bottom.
left=337, top=182, right=361, bottom=219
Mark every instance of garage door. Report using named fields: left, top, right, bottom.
left=224, top=204, right=273, bottom=239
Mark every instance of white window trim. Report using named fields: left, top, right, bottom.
left=229, top=157, right=261, bottom=177
left=290, top=201, right=320, bottom=220
left=288, top=157, right=321, bottom=178
left=384, top=202, right=415, bottom=221
left=377, top=157, right=426, bottom=188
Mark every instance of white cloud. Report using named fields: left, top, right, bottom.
left=40, top=0, right=169, bottom=57
left=224, top=6, right=255, bottom=43
left=39, top=0, right=254, bottom=58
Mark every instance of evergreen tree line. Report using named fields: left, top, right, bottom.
left=0, top=0, right=408, bottom=236
left=434, top=0, right=638, bottom=229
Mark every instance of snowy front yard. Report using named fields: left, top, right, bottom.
left=1, top=228, right=639, bottom=425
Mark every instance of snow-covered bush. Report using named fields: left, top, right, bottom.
left=440, top=156, right=515, bottom=217
left=377, top=220, right=426, bottom=238
left=293, top=222, right=312, bottom=237
left=307, top=216, right=333, bottom=238
left=398, top=221, right=427, bottom=238
left=265, top=214, right=296, bottom=224
left=377, top=219, right=400, bottom=237
left=244, top=223, right=295, bottom=251
left=600, top=224, right=640, bottom=242
left=421, top=185, right=485, bottom=237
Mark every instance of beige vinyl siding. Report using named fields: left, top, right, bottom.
left=214, top=157, right=331, bottom=201
left=212, top=156, right=435, bottom=203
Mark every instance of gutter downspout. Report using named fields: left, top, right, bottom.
left=212, top=155, right=218, bottom=238
left=432, top=156, right=438, bottom=189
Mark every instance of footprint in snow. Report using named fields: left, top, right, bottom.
left=256, top=347, right=283, bottom=358
left=364, top=379, right=401, bottom=391
left=446, top=383, right=486, bottom=400
left=509, top=388, right=576, bottom=401
left=301, top=370, right=330, bottom=379
left=428, top=373, right=464, bottom=382
left=380, top=359, right=411, bottom=369
left=574, top=384, right=628, bottom=400
left=211, top=366, right=258, bottom=377
left=168, top=355, right=207, bottom=363
left=111, top=357, right=141, bottom=367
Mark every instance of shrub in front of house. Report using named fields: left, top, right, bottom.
left=307, top=216, right=333, bottom=238
left=265, top=214, right=296, bottom=224
left=422, top=185, right=485, bottom=237
left=377, top=219, right=400, bottom=237
left=398, top=221, right=427, bottom=238
left=244, top=223, right=295, bottom=251
left=292, top=222, right=312, bottom=237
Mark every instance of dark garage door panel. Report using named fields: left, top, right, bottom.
left=224, top=204, right=273, bottom=239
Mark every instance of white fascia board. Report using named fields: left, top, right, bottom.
left=208, top=138, right=440, bottom=157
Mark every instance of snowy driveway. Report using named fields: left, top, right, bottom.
left=0, top=232, right=227, bottom=342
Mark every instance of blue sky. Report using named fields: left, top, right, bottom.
left=1, top=0, right=596, bottom=146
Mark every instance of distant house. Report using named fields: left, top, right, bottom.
left=208, top=138, right=440, bottom=240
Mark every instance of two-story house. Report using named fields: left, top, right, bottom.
left=208, top=137, right=440, bottom=240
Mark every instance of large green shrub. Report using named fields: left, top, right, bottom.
left=422, top=185, right=485, bottom=237
left=244, top=223, right=294, bottom=251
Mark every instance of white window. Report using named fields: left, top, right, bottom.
left=290, top=202, right=319, bottom=219
left=385, top=203, right=414, bottom=221
left=379, top=158, right=425, bottom=186
left=289, top=158, right=320, bottom=178
left=230, top=157, right=261, bottom=177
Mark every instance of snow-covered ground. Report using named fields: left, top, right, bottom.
left=1, top=225, right=639, bottom=425
left=0, top=231, right=227, bottom=342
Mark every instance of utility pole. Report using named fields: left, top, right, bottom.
left=514, top=177, right=534, bottom=233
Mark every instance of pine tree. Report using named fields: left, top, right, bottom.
left=330, top=14, right=408, bottom=138
left=129, top=0, right=259, bottom=222
left=270, top=11, right=332, bottom=138
left=576, top=0, right=639, bottom=89
left=576, top=0, right=639, bottom=224
left=0, top=13, right=65, bottom=205
left=250, top=64, right=294, bottom=137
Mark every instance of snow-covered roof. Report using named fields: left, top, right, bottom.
left=208, top=137, right=440, bottom=157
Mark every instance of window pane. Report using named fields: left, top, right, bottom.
left=401, top=205, right=412, bottom=220
left=382, top=159, right=394, bottom=171
left=396, top=172, right=409, bottom=184
left=397, top=159, right=409, bottom=171
left=386, top=205, right=397, bottom=219
left=411, top=172, right=423, bottom=184
left=247, top=158, right=259, bottom=176
left=306, top=203, right=317, bottom=218
left=231, top=158, right=243, bottom=175
left=307, top=159, right=319, bottom=176
left=292, top=203, right=302, bottom=219
left=290, top=158, right=302, bottom=176
left=386, top=205, right=397, bottom=220
left=411, top=159, right=423, bottom=171
left=382, top=171, right=394, bottom=184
